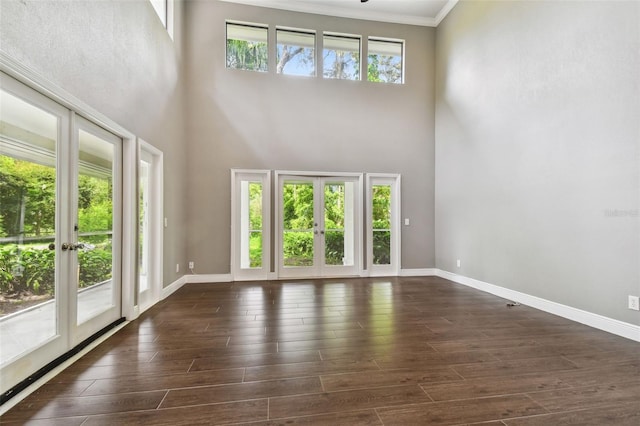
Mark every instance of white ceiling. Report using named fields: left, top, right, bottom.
left=220, top=0, right=459, bottom=27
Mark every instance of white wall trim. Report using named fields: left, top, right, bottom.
left=436, top=269, right=640, bottom=343
left=185, top=274, right=233, bottom=284
left=161, top=275, right=187, bottom=299
left=399, top=268, right=438, bottom=277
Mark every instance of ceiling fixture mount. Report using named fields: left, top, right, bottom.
left=361, top=0, right=369, bottom=3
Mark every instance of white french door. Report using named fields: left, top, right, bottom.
left=277, top=173, right=362, bottom=278
left=0, top=72, right=122, bottom=393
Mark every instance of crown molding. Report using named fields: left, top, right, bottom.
left=219, top=0, right=458, bottom=27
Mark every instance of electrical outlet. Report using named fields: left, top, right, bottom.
left=189, top=261, right=194, bottom=270
left=176, top=263, right=179, bottom=273
left=456, top=259, right=461, bottom=268
left=629, top=295, right=640, bottom=311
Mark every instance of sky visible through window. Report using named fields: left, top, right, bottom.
left=276, top=29, right=315, bottom=76
left=226, top=23, right=403, bottom=83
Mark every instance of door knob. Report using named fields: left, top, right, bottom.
left=48, top=243, right=56, bottom=251
left=61, top=243, right=84, bottom=251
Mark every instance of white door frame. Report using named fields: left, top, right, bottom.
left=366, top=173, right=401, bottom=276
left=275, top=171, right=363, bottom=279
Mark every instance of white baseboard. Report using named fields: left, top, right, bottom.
left=161, top=275, right=187, bottom=299
left=400, top=268, right=438, bottom=277
left=160, top=268, right=639, bottom=342
left=185, top=273, right=233, bottom=283
left=436, top=269, right=640, bottom=343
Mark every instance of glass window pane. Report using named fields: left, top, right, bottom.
left=226, top=23, right=268, bottom=72
left=77, top=129, right=115, bottom=324
left=367, top=38, right=403, bottom=84
left=372, top=185, right=392, bottom=265
left=139, top=159, right=150, bottom=293
left=323, top=34, right=360, bottom=80
left=0, top=88, right=58, bottom=363
left=241, top=181, right=263, bottom=269
left=277, top=29, right=315, bottom=76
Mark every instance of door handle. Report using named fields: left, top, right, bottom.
left=61, top=243, right=84, bottom=251
left=48, top=243, right=56, bottom=251
left=320, top=230, right=325, bottom=235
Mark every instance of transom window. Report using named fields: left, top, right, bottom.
left=226, top=22, right=268, bottom=72
left=276, top=28, right=316, bottom=76
left=367, top=38, right=403, bottom=84
left=224, top=21, right=405, bottom=84
left=322, top=33, right=361, bottom=81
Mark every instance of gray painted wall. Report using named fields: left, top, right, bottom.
left=435, top=0, right=640, bottom=324
left=0, top=0, right=188, bottom=286
left=184, top=1, right=436, bottom=274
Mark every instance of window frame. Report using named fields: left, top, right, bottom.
left=225, top=21, right=270, bottom=73
left=367, top=37, right=405, bottom=84
left=275, top=27, right=317, bottom=77
left=230, top=169, right=272, bottom=281
left=322, top=32, right=362, bottom=81
left=366, top=173, right=401, bottom=276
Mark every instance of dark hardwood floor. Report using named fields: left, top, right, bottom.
left=2, top=276, right=640, bottom=425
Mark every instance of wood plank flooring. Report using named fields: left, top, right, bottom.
left=2, top=276, right=640, bottom=425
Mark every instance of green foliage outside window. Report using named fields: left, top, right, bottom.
left=280, top=183, right=349, bottom=266
left=372, top=185, right=392, bottom=264
left=226, top=39, right=268, bottom=72
left=0, top=155, right=113, bottom=309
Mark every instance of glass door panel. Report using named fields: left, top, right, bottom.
left=0, top=74, right=71, bottom=393
left=323, top=181, right=355, bottom=268
left=0, top=88, right=59, bottom=363
left=282, top=180, right=315, bottom=268
left=75, top=118, right=121, bottom=334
